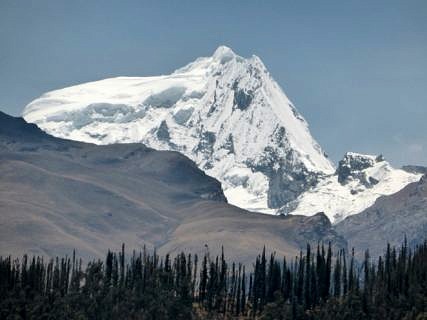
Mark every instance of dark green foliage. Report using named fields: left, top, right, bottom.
left=259, top=240, right=427, bottom=320
left=0, top=239, right=426, bottom=319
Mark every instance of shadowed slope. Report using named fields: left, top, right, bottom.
left=0, top=111, right=346, bottom=264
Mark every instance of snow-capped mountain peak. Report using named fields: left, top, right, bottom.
left=23, top=46, right=334, bottom=213
left=212, top=45, right=236, bottom=59
left=173, top=46, right=264, bottom=76
left=22, top=46, right=420, bottom=222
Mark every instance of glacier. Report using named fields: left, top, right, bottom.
left=23, top=46, right=421, bottom=223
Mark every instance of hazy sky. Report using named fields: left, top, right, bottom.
left=1, top=0, right=426, bottom=166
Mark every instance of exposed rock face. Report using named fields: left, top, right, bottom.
left=336, top=153, right=384, bottom=186
left=265, top=160, right=319, bottom=208
left=232, top=80, right=253, bottom=111
left=335, top=174, right=427, bottom=259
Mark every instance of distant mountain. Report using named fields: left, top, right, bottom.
left=23, top=46, right=420, bottom=222
left=280, top=152, right=421, bottom=222
left=335, top=174, right=427, bottom=259
left=0, top=111, right=345, bottom=263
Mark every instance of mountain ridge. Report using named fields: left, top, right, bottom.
left=0, top=111, right=346, bottom=264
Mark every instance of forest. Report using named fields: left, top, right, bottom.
left=0, top=239, right=426, bottom=320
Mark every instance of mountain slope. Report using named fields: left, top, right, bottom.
left=23, top=46, right=334, bottom=214
left=0, top=112, right=346, bottom=263
left=336, top=174, right=427, bottom=259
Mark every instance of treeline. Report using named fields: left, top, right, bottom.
left=0, top=240, right=426, bottom=319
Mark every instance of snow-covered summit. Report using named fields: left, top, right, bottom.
left=174, top=46, right=239, bottom=74
left=22, top=46, right=420, bottom=221
left=23, top=46, right=334, bottom=213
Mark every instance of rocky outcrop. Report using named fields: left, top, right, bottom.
left=336, top=152, right=384, bottom=187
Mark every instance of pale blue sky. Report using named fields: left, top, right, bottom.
left=0, top=0, right=426, bottom=166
